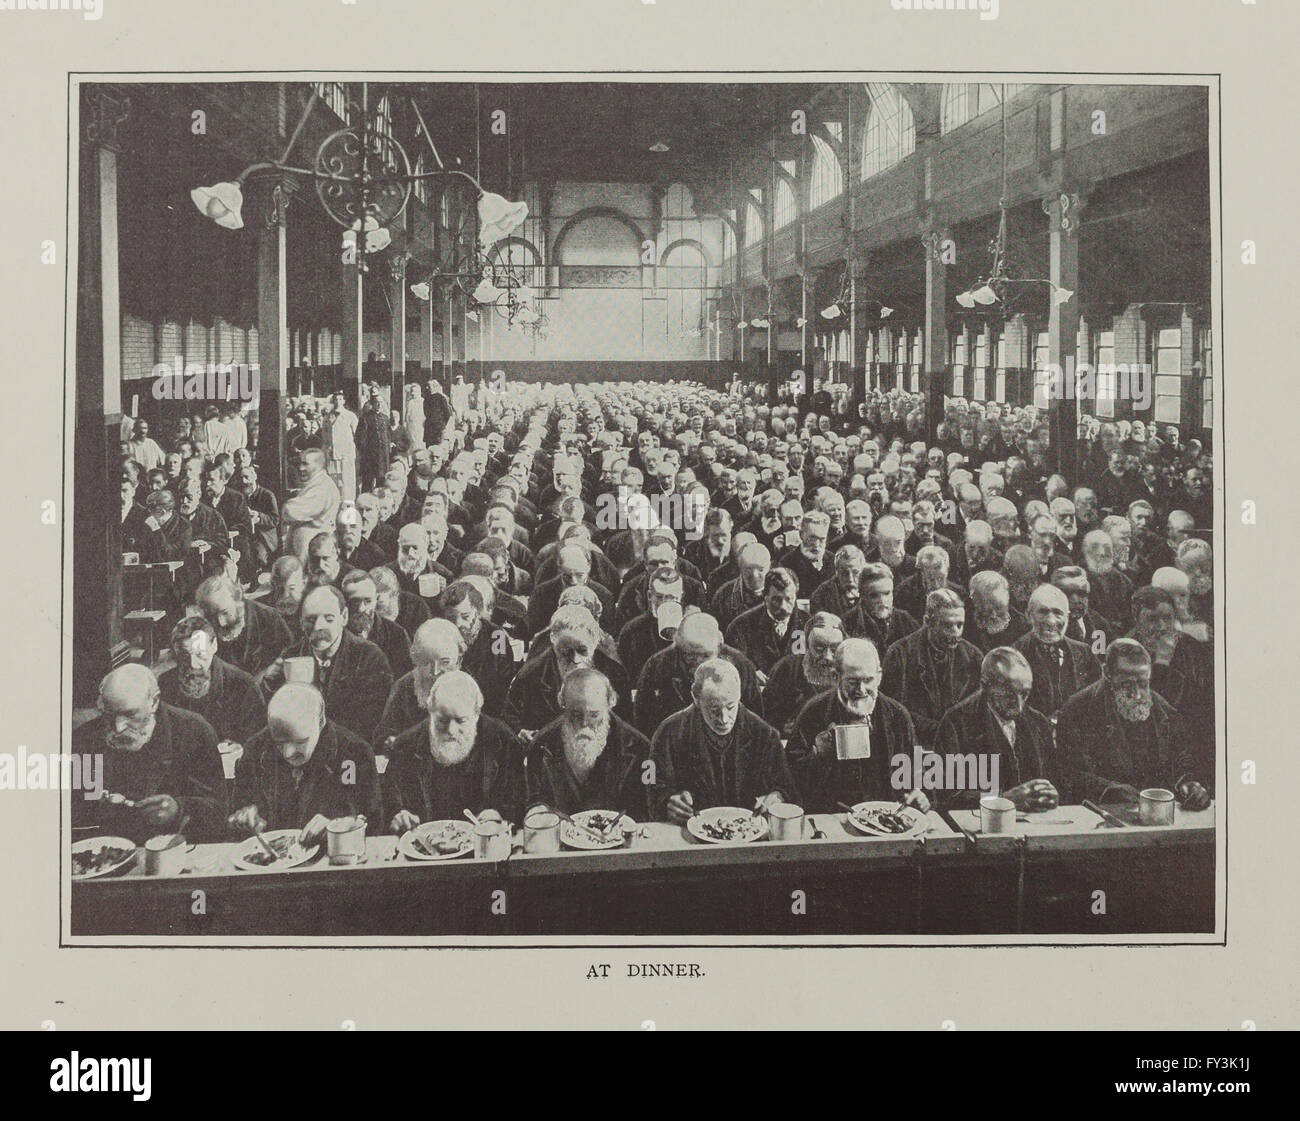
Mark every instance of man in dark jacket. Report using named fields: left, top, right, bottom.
left=524, top=667, right=652, bottom=819
left=194, top=575, right=293, bottom=681
left=160, top=615, right=266, bottom=746
left=264, top=584, right=394, bottom=748
left=647, top=658, right=794, bottom=822
left=71, top=664, right=226, bottom=843
left=341, top=569, right=412, bottom=677
left=383, top=670, right=525, bottom=831
left=724, top=567, right=808, bottom=677
left=844, top=562, right=920, bottom=658
left=933, top=646, right=1060, bottom=810
left=881, top=588, right=983, bottom=747
left=785, top=638, right=927, bottom=814
left=761, top=611, right=845, bottom=738
left=228, top=682, right=380, bottom=842
left=1057, top=638, right=1211, bottom=809
left=1012, top=584, right=1102, bottom=721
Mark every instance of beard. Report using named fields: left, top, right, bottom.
left=976, top=611, right=1010, bottom=635
left=397, top=555, right=424, bottom=577
left=177, top=669, right=212, bottom=699
left=562, top=716, right=610, bottom=779
left=428, top=719, right=478, bottom=766
left=1113, top=686, right=1154, bottom=723
left=1086, top=556, right=1115, bottom=576
left=376, top=595, right=399, bottom=623
left=105, top=717, right=155, bottom=753
left=803, top=655, right=838, bottom=689
left=839, top=689, right=877, bottom=719
left=215, top=609, right=245, bottom=642
left=1188, top=575, right=1212, bottom=596
left=459, top=617, right=484, bottom=648
left=274, top=592, right=302, bottom=617
left=349, top=609, right=376, bottom=641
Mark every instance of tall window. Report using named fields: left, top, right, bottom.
left=773, top=163, right=797, bottom=231
left=810, top=130, right=844, bottom=210
left=995, top=335, right=1008, bottom=403
left=1199, top=327, right=1213, bottom=430
left=313, top=82, right=351, bottom=124
left=1033, top=330, right=1051, bottom=409
left=861, top=83, right=916, bottom=179
left=952, top=332, right=967, bottom=398
left=721, top=210, right=737, bottom=263
left=1152, top=326, right=1182, bottom=423
left=1094, top=330, right=1117, bottom=418
left=744, top=197, right=764, bottom=248
left=973, top=331, right=988, bottom=400
left=941, top=83, right=1031, bottom=134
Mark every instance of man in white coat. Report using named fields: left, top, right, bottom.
left=330, top=392, right=360, bottom=502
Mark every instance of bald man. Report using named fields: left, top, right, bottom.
left=647, top=658, right=795, bottom=823
left=383, top=670, right=525, bottom=830
left=786, top=638, right=926, bottom=814
left=947, top=519, right=1000, bottom=589
left=527, top=544, right=615, bottom=640
left=633, top=612, right=764, bottom=738
left=964, top=570, right=1029, bottom=653
left=524, top=667, right=652, bottom=819
left=934, top=646, right=1059, bottom=811
left=281, top=447, right=341, bottom=536
left=873, top=515, right=917, bottom=582
left=229, top=682, right=379, bottom=842
left=375, top=619, right=466, bottom=749
left=266, top=584, right=394, bottom=747
left=71, top=664, right=226, bottom=843
left=1012, top=584, right=1102, bottom=720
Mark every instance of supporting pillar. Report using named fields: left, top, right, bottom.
left=1046, top=192, right=1084, bottom=480
left=340, top=256, right=363, bottom=410
left=255, top=178, right=293, bottom=497
left=389, top=254, right=407, bottom=405
left=74, top=86, right=131, bottom=703
left=922, top=224, right=950, bottom=440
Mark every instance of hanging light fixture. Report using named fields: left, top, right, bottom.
left=477, top=191, right=529, bottom=247
left=190, top=180, right=245, bottom=230
left=409, top=281, right=431, bottom=301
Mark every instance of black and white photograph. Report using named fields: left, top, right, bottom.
left=64, top=72, right=1223, bottom=942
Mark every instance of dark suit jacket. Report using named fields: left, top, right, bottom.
left=1011, top=633, right=1102, bottom=719
left=1057, top=680, right=1196, bottom=802
left=844, top=607, right=920, bottom=659
left=761, top=653, right=834, bottom=739
left=383, top=714, right=525, bottom=824
left=933, top=690, right=1059, bottom=809
left=881, top=629, right=984, bottom=746
left=527, top=576, right=615, bottom=640
left=461, top=624, right=518, bottom=720
left=525, top=715, right=652, bottom=818
left=785, top=689, right=917, bottom=813
left=71, top=704, right=226, bottom=842
left=504, top=647, right=631, bottom=733
left=632, top=643, right=764, bottom=739
left=159, top=656, right=265, bottom=745
left=646, top=705, right=794, bottom=820
left=724, top=605, right=810, bottom=676
left=708, top=577, right=764, bottom=631
left=276, top=629, right=394, bottom=747
left=232, top=720, right=380, bottom=833
left=222, top=598, right=293, bottom=680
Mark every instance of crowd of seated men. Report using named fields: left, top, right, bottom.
left=79, top=378, right=1216, bottom=847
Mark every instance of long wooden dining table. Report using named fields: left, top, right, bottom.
left=69, top=804, right=1215, bottom=938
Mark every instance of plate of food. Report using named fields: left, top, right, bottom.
left=686, top=806, right=770, bottom=845
left=231, top=829, right=320, bottom=871
left=561, top=810, right=634, bottom=850
left=844, top=801, right=927, bottom=837
left=397, top=820, right=474, bottom=861
left=71, top=836, right=138, bottom=880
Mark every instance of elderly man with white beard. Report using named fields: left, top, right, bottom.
left=524, top=667, right=652, bottom=819
left=785, top=638, right=927, bottom=815
left=71, top=663, right=226, bottom=843
left=160, top=615, right=266, bottom=746
left=375, top=619, right=466, bottom=749
left=895, top=544, right=965, bottom=622
left=384, top=671, right=526, bottom=832
left=506, top=605, right=631, bottom=737
left=873, top=515, right=916, bottom=582
left=947, top=520, right=1000, bottom=589
left=810, top=544, right=866, bottom=619
left=647, top=658, right=795, bottom=824
left=369, top=564, right=432, bottom=647
left=1012, top=584, right=1102, bottom=722
left=1057, top=638, right=1211, bottom=810
left=229, top=682, right=380, bottom=844
left=777, top=510, right=834, bottom=597
left=1175, top=538, right=1214, bottom=637
left=963, top=570, right=1029, bottom=653
left=1151, top=566, right=1209, bottom=644
left=762, top=612, right=846, bottom=738
left=1081, top=527, right=1135, bottom=626
left=842, top=562, right=919, bottom=656
left=390, top=523, right=450, bottom=609
left=193, top=574, right=293, bottom=681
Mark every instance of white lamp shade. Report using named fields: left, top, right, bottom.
left=820, top=304, right=842, bottom=320
left=737, top=321, right=749, bottom=330
left=1053, top=287, right=1075, bottom=305
left=517, top=307, right=540, bottom=325
left=880, top=306, right=894, bottom=318
left=191, top=181, right=244, bottom=230
left=478, top=192, right=529, bottom=246
left=796, top=317, right=807, bottom=328
left=971, top=285, right=998, bottom=305
left=410, top=282, right=431, bottom=301
left=516, top=285, right=537, bottom=304
left=955, top=291, right=976, bottom=308
left=751, top=318, right=770, bottom=329
left=467, top=309, right=479, bottom=322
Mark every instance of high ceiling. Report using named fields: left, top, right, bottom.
left=407, top=81, right=825, bottom=190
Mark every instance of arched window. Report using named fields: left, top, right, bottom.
left=662, top=182, right=696, bottom=220
left=941, top=83, right=1032, bottom=134
left=744, top=197, right=764, bottom=248
left=773, top=162, right=797, bottom=230
left=809, top=127, right=844, bottom=210
left=860, top=83, right=915, bottom=179
left=721, top=210, right=737, bottom=263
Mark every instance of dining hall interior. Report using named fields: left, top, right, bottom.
left=70, top=78, right=1216, bottom=936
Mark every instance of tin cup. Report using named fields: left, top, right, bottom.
left=474, top=820, right=511, bottom=861
left=1139, top=788, right=1176, bottom=826
left=283, top=656, right=315, bottom=684
left=217, top=741, right=243, bottom=781
left=833, top=723, right=871, bottom=760
left=767, top=801, right=805, bottom=841
left=979, top=795, right=1016, bottom=835
left=621, top=819, right=640, bottom=849
left=144, top=833, right=192, bottom=876
left=326, top=815, right=367, bottom=865
left=522, top=811, right=561, bottom=854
